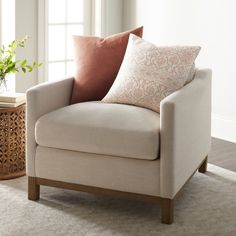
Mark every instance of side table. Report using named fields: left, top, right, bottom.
left=0, top=104, right=26, bottom=179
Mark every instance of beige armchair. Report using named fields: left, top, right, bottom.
left=26, top=69, right=211, bottom=224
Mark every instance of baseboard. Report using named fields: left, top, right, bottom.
left=212, top=114, right=236, bottom=143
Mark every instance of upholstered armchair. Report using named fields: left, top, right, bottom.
left=26, top=69, right=211, bottom=224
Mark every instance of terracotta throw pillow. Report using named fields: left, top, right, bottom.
left=70, top=27, right=143, bottom=104
left=102, top=34, right=201, bottom=113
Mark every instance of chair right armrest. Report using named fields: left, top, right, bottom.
left=160, top=69, right=212, bottom=199
left=26, top=77, right=74, bottom=176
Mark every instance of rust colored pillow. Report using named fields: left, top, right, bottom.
left=70, top=27, right=143, bottom=104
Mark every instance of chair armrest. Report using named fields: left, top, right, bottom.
left=26, top=77, right=74, bottom=176
left=160, top=69, right=212, bottom=199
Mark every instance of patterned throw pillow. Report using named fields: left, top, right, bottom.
left=102, top=34, right=201, bottom=113
left=185, top=63, right=196, bottom=85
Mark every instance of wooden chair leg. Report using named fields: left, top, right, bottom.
left=199, top=156, right=208, bottom=173
left=161, top=198, right=174, bottom=224
left=28, top=177, right=40, bottom=201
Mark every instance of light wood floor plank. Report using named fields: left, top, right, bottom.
left=209, top=138, right=236, bottom=172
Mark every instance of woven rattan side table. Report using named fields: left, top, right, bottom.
left=0, top=104, right=26, bottom=179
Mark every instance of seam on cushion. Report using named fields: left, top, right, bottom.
left=36, top=144, right=160, bottom=161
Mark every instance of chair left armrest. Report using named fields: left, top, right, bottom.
left=26, top=77, right=74, bottom=176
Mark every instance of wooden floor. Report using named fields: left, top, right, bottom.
left=209, top=138, right=236, bottom=172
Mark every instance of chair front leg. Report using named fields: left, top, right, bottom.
left=161, top=198, right=174, bottom=224
left=28, top=177, right=40, bottom=201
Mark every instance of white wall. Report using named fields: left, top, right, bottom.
left=95, top=0, right=123, bottom=37
left=103, top=0, right=123, bottom=36
left=123, top=0, right=236, bottom=143
left=15, top=0, right=38, bottom=92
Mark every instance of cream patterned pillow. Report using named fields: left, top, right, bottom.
left=102, top=34, right=201, bottom=113
left=185, top=63, right=196, bottom=85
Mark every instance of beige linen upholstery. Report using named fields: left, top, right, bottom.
left=35, top=146, right=160, bottom=196
left=160, top=69, right=211, bottom=198
left=26, top=69, right=211, bottom=201
left=35, top=102, right=160, bottom=160
left=26, top=77, right=74, bottom=176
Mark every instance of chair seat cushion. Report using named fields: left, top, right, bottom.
left=35, top=102, right=160, bottom=160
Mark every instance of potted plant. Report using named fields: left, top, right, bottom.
left=0, top=36, right=41, bottom=93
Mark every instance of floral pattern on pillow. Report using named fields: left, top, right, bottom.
left=102, top=34, right=201, bottom=113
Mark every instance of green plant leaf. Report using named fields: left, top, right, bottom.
left=20, top=59, right=27, bottom=67
left=0, top=35, right=42, bottom=76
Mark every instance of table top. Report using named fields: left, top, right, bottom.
left=0, top=103, right=26, bottom=112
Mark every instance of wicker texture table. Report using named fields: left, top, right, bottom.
left=0, top=104, right=25, bottom=179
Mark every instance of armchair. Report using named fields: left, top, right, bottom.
left=26, top=69, right=211, bottom=224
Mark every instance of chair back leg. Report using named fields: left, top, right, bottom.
left=198, top=156, right=208, bottom=173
